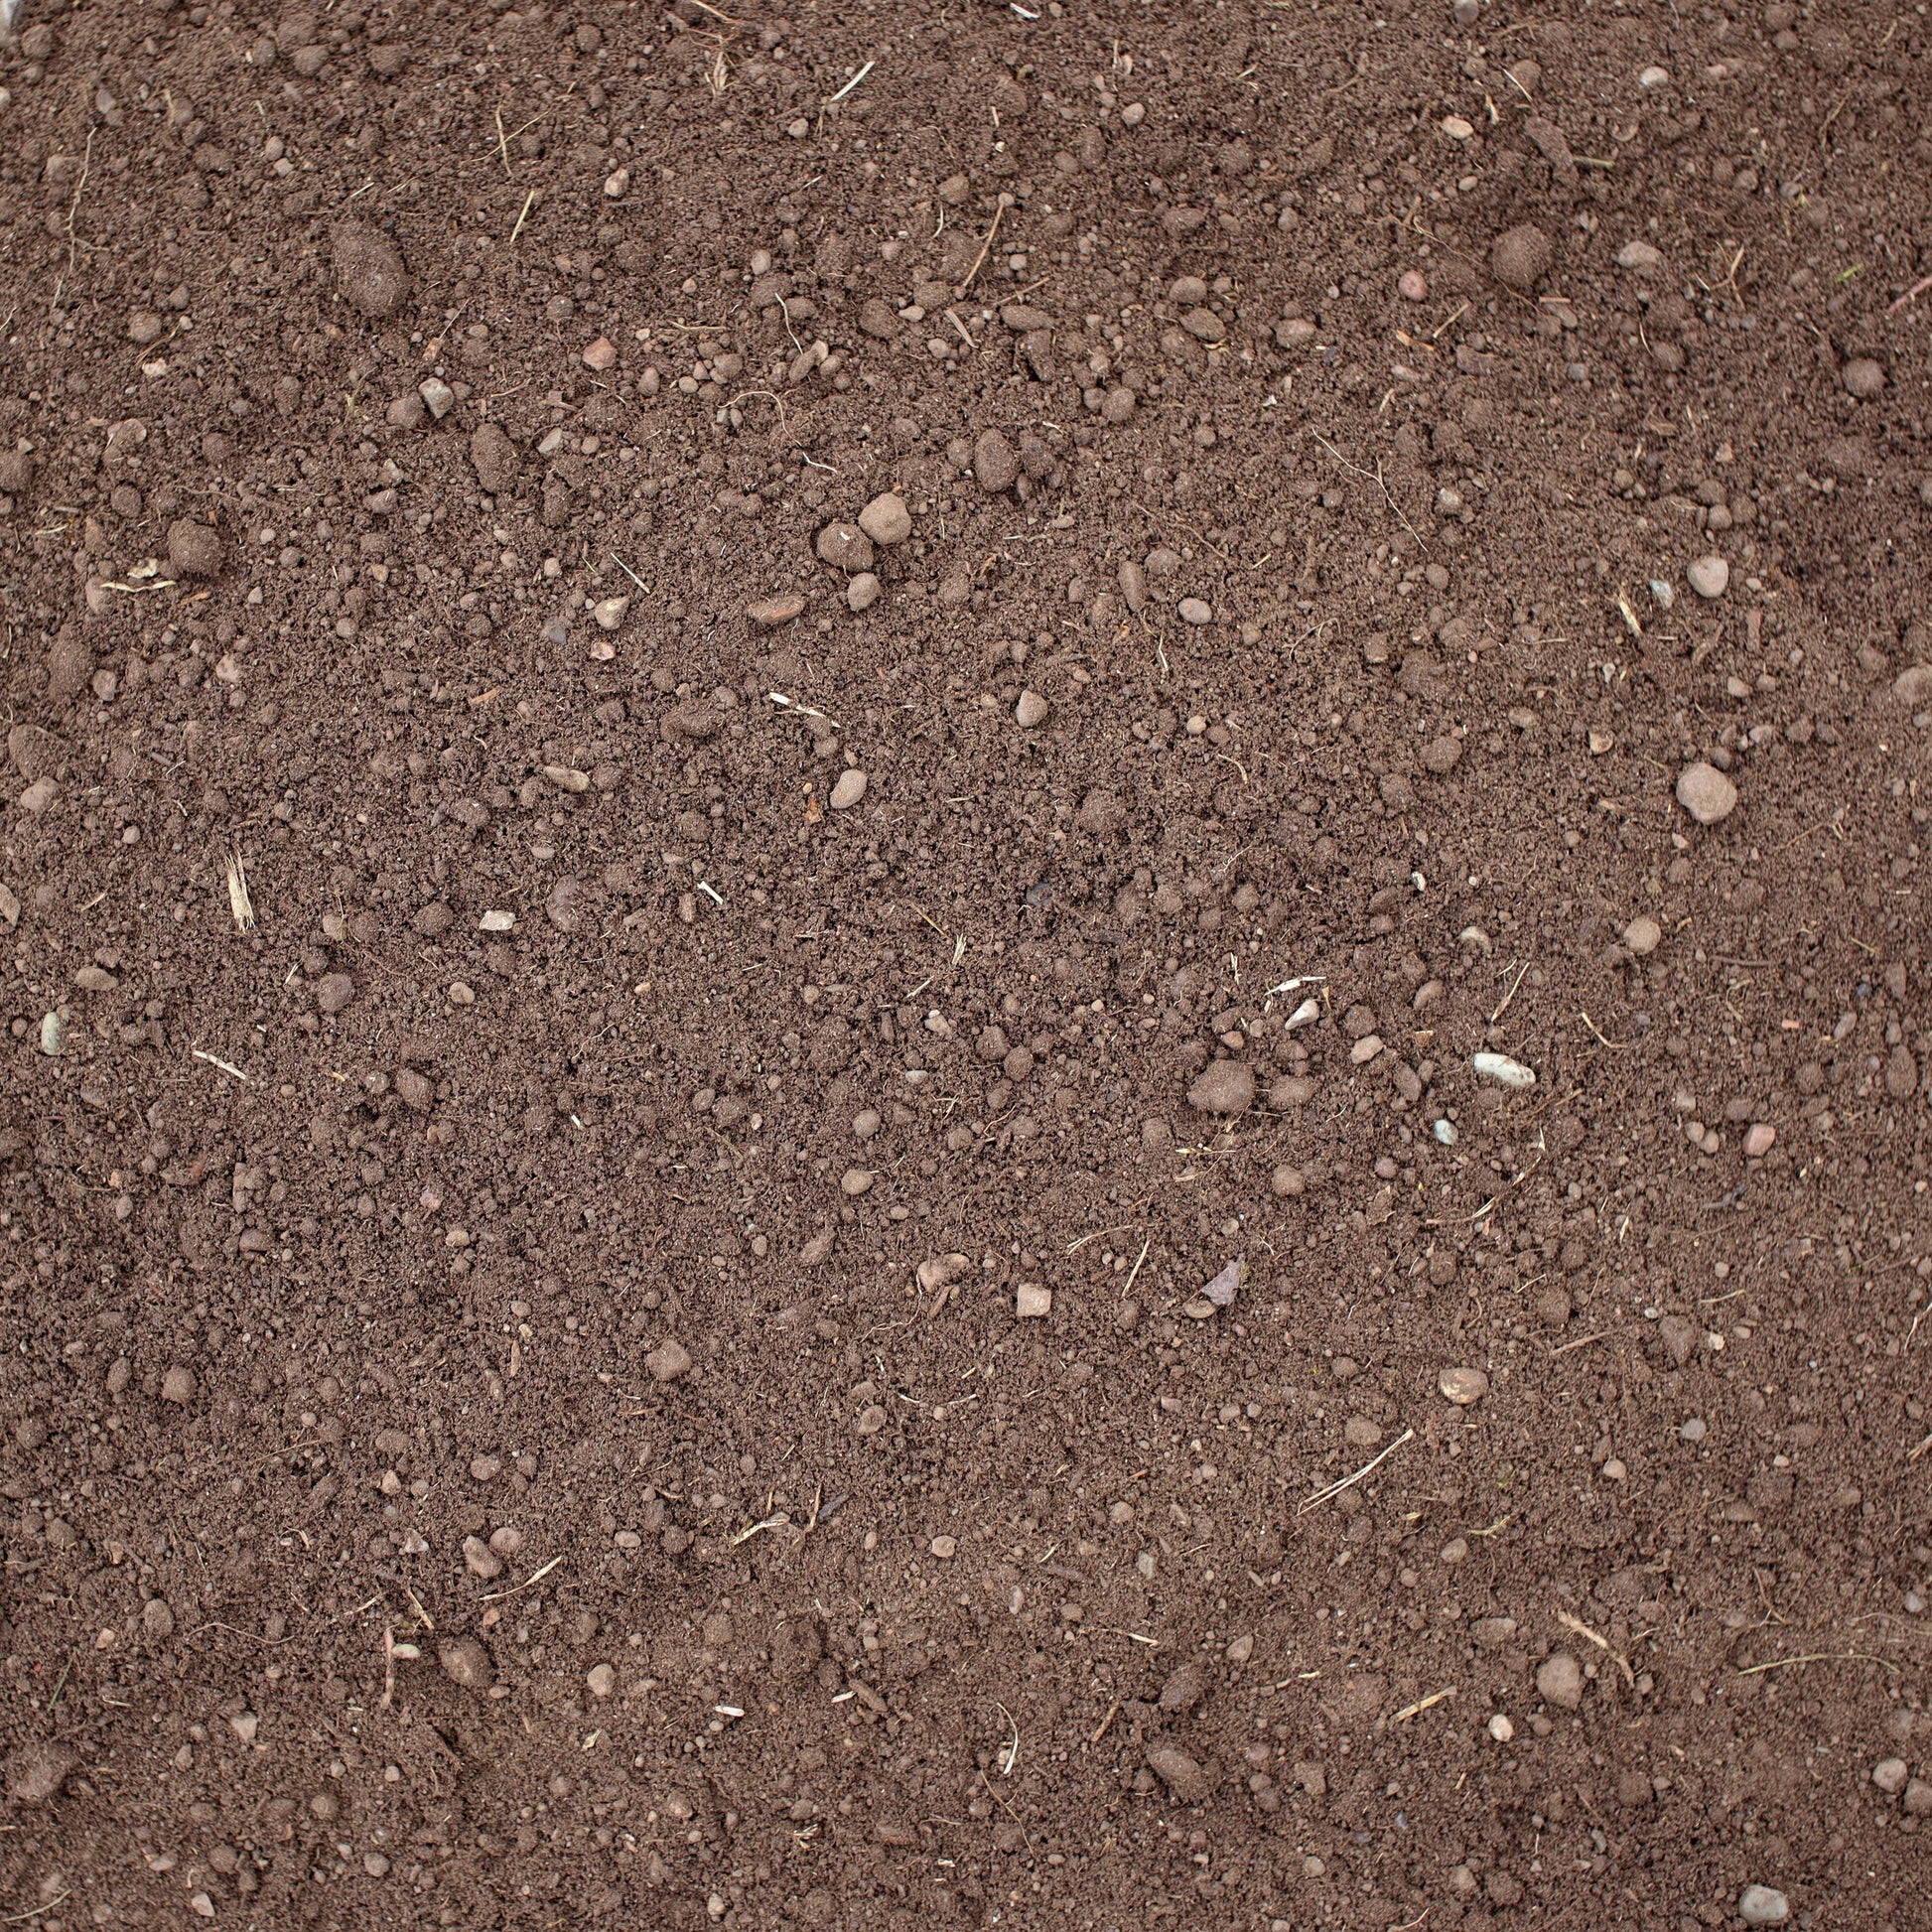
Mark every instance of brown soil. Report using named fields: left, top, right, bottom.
left=1, top=0, right=1930, bottom=1927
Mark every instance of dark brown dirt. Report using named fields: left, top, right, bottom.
left=1, top=0, right=1929, bottom=1927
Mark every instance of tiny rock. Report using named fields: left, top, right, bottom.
left=815, top=522, right=875, bottom=572
left=1622, top=915, right=1662, bottom=955
left=1841, top=357, right=1885, bottom=399
left=438, top=1638, right=492, bottom=1691
left=1616, top=239, right=1665, bottom=271
left=586, top=1662, right=617, bottom=1698
left=4, top=1743, right=78, bottom=1806
left=1872, top=1757, right=1909, bottom=1795
left=1159, top=1663, right=1204, bottom=1711
left=161, top=1366, right=198, bottom=1405
left=828, top=768, right=868, bottom=811
left=928, top=1536, right=958, bottom=1560
left=591, top=596, right=628, bottom=631
left=1015, top=1282, right=1052, bottom=1318
left=1471, top=1051, right=1535, bottom=1089
left=582, top=337, right=618, bottom=372
left=168, top=518, right=224, bottom=578
left=1536, top=1651, right=1585, bottom=1711
left=1187, top=1059, right=1256, bottom=1115
left=1439, top=1366, right=1489, bottom=1407
left=315, top=972, right=355, bottom=1015
left=462, top=1535, right=502, bottom=1580
left=332, top=219, right=411, bottom=318
left=1015, top=689, right=1050, bottom=729
left=747, top=593, right=805, bottom=628
left=1676, top=760, right=1738, bottom=825
left=645, top=1339, right=693, bottom=1383
left=846, top=572, right=880, bottom=612
left=973, top=429, right=1020, bottom=492
left=1744, top=1122, right=1776, bottom=1159
left=1686, top=554, right=1729, bottom=600
left=857, top=491, right=912, bottom=545
left=1177, top=597, right=1212, bottom=626
left=1737, top=1886, right=1790, bottom=1927
left=1145, top=1743, right=1214, bottom=1805
left=1491, top=222, right=1554, bottom=292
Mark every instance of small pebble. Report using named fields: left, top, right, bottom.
left=1471, top=1051, right=1535, bottom=1089
left=1015, top=1282, right=1052, bottom=1318
left=857, top=491, right=911, bottom=545
left=846, top=572, right=880, bottom=612
left=1616, top=239, right=1665, bottom=270
left=840, top=1168, right=874, bottom=1196
left=1270, top=1164, right=1306, bottom=1197
left=1159, top=1664, right=1204, bottom=1712
left=37, top=1013, right=63, bottom=1056
left=586, top=1662, right=617, bottom=1698
left=1623, top=915, right=1662, bottom=955
left=1487, top=1713, right=1515, bottom=1742
left=1015, top=689, right=1049, bottom=729
left=1686, top=553, right=1729, bottom=600
left=1872, top=1757, right=1908, bottom=1795
left=1841, top=357, right=1884, bottom=399
left=438, top=1638, right=492, bottom=1691
left=168, top=519, right=223, bottom=578
left=814, top=522, right=875, bottom=572
left=1187, top=1059, right=1256, bottom=1115
left=1439, top=1366, right=1489, bottom=1407
left=828, top=768, right=868, bottom=811
left=1744, top=1122, right=1776, bottom=1159
left=645, top=1338, right=692, bottom=1383
left=928, top=1536, right=958, bottom=1560
left=1491, top=222, right=1553, bottom=292
left=332, top=219, right=411, bottom=318
left=973, top=429, right=1020, bottom=492
left=747, top=593, right=805, bottom=628
left=1737, top=1885, right=1790, bottom=1927
left=161, top=1366, right=198, bottom=1405
left=1177, top=597, right=1212, bottom=626
left=1398, top=269, right=1428, bottom=301
left=1679, top=1416, right=1707, bottom=1442
left=582, top=337, right=618, bottom=372
left=4, top=1743, right=79, bottom=1807
left=1145, top=1743, right=1213, bottom=1804
left=1675, top=760, right=1738, bottom=825
left=1535, top=1652, right=1584, bottom=1711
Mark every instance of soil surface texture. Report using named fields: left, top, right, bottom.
left=0, top=1, right=1929, bottom=1928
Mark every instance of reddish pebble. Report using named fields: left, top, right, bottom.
left=582, top=337, right=618, bottom=371
left=1743, top=1122, right=1776, bottom=1159
left=1398, top=269, right=1429, bottom=301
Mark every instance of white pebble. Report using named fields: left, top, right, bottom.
left=1471, top=1051, right=1535, bottom=1089
left=828, top=768, right=868, bottom=811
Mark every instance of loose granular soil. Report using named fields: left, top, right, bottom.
left=0, top=0, right=1928, bottom=1926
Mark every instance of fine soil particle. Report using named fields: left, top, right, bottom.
left=0, top=3, right=1929, bottom=1929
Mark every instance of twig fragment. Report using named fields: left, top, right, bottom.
left=1556, top=1609, right=1635, bottom=1688
left=1300, top=1429, right=1415, bottom=1513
